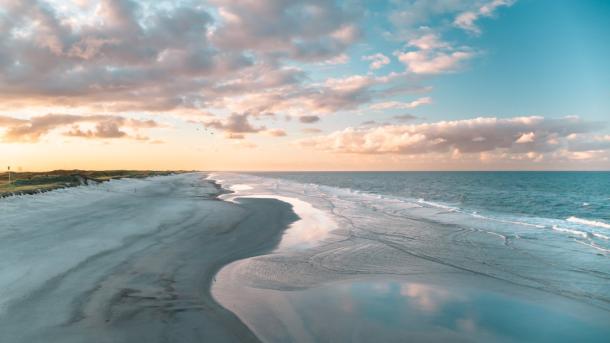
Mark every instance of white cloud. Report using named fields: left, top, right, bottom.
left=454, top=0, right=516, bottom=35
left=515, top=132, right=535, bottom=143
left=407, top=34, right=449, bottom=50
left=396, top=50, right=473, bottom=74
left=362, top=53, right=390, bottom=70
left=369, top=97, right=432, bottom=110
left=395, top=34, right=475, bottom=74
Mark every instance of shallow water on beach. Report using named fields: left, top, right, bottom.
left=216, top=276, right=610, bottom=343
left=211, top=172, right=610, bottom=342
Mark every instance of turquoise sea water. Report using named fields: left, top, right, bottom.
left=254, top=171, right=610, bottom=251
left=253, top=172, right=610, bottom=224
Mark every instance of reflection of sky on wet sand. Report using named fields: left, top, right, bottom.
left=277, top=279, right=610, bottom=342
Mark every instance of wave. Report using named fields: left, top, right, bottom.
left=551, top=225, right=589, bottom=239
left=416, top=199, right=459, bottom=212
left=470, top=212, right=546, bottom=229
left=566, top=217, right=610, bottom=229
left=414, top=198, right=547, bottom=229
left=592, top=232, right=610, bottom=240
left=574, top=240, right=610, bottom=253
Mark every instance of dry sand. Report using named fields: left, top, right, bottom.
left=0, top=173, right=296, bottom=343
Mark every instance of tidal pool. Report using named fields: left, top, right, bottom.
left=214, top=276, right=610, bottom=343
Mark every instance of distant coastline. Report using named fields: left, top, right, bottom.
left=0, top=170, right=192, bottom=198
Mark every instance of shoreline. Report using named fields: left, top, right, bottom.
left=0, top=173, right=298, bottom=342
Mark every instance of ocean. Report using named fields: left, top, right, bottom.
left=255, top=171, right=610, bottom=235
left=211, top=171, right=610, bottom=342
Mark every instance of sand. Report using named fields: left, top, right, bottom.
left=0, top=173, right=297, bottom=343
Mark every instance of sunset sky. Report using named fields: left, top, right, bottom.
left=1, top=0, right=609, bottom=171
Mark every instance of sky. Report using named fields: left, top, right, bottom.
left=1, top=0, right=609, bottom=171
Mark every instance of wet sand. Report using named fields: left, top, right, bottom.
left=0, top=173, right=296, bottom=343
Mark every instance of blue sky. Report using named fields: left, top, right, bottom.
left=315, top=0, right=610, bottom=125
left=430, top=0, right=610, bottom=121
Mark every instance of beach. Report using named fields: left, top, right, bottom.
left=0, top=173, right=296, bottom=342
left=1, top=171, right=609, bottom=342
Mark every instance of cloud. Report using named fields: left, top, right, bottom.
left=393, top=114, right=418, bottom=122
left=299, top=115, right=320, bottom=123
left=301, top=128, right=323, bottom=134
left=0, top=0, right=523, bottom=151
left=65, top=121, right=127, bottom=139
left=297, top=116, right=608, bottom=161
left=395, top=34, right=475, bottom=74
left=0, top=2, right=494, bottom=121
left=1, top=0, right=228, bottom=103
left=262, top=128, right=287, bottom=137
left=216, top=71, right=429, bottom=119
left=369, top=97, right=432, bottom=110
left=210, top=0, right=362, bottom=61
left=321, top=53, right=350, bottom=65
left=360, top=120, right=387, bottom=127
left=454, top=0, right=516, bottom=35
left=203, top=112, right=265, bottom=138
left=0, top=113, right=160, bottom=142
left=0, top=0, right=423, bottom=130
left=362, top=53, right=390, bottom=70
left=0, top=115, right=28, bottom=126
left=0, top=0, right=424, bottom=127
left=396, top=50, right=473, bottom=74
left=515, top=131, right=535, bottom=143
left=407, top=34, right=449, bottom=50
left=224, top=132, right=245, bottom=139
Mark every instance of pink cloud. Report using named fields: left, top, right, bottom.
left=0, top=113, right=160, bottom=142
left=297, top=116, right=608, bottom=161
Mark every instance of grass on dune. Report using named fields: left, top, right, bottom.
left=0, top=170, right=187, bottom=197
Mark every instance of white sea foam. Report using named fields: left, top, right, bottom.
left=566, top=216, right=610, bottom=229
left=551, top=225, right=589, bottom=239
left=230, top=184, right=253, bottom=191
left=470, top=212, right=545, bottom=228
left=416, top=199, right=458, bottom=212
left=574, top=240, right=610, bottom=253
left=592, top=232, right=609, bottom=240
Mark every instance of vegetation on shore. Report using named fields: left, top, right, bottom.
left=0, top=170, right=188, bottom=197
